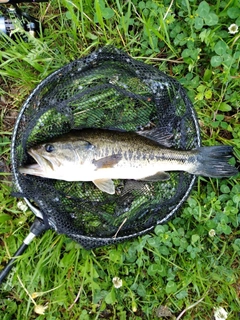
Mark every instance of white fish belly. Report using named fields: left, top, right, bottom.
left=60, top=158, right=195, bottom=181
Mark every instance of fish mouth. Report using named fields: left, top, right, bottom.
left=29, top=149, right=56, bottom=170
left=19, top=149, right=55, bottom=177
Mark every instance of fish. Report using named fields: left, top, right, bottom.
left=19, top=128, right=238, bottom=194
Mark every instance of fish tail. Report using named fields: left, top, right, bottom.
left=191, top=146, right=238, bottom=178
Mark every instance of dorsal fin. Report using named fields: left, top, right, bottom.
left=139, top=171, right=170, bottom=181
left=137, top=127, right=173, bottom=148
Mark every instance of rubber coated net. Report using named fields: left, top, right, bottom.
left=11, top=47, right=201, bottom=249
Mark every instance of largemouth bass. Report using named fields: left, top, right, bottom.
left=19, top=129, right=238, bottom=194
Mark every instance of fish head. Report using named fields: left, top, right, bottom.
left=19, top=138, right=94, bottom=180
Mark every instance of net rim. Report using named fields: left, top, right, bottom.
left=11, top=47, right=201, bottom=245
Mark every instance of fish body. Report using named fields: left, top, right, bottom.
left=19, top=129, right=238, bottom=194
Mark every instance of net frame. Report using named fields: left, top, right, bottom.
left=11, top=46, right=201, bottom=249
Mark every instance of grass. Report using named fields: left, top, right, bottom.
left=0, top=0, right=239, bottom=319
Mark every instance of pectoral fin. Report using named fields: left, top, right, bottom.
left=93, top=179, right=115, bottom=194
left=140, top=171, right=170, bottom=182
left=93, top=154, right=122, bottom=169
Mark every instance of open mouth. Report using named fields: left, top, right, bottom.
left=19, top=149, right=54, bottom=176
left=29, top=149, right=56, bottom=170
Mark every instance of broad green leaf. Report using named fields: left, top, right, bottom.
left=147, top=263, right=159, bottom=276
left=0, top=214, right=11, bottom=223
left=236, top=16, right=240, bottom=25
left=220, top=224, right=232, bottom=235
left=214, top=40, right=228, bottom=56
left=102, top=7, right=115, bottom=19
left=105, top=289, right=116, bottom=304
left=210, top=56, right=222, bottom=67
left=176, top=290, right=188, bottom=300
left=205, top=89, right=212, bottom=99
left=158, top=265, right=167, bottom=277
left=197, top=1, right=210, bottom=17
left=166, top=281, right=178, bottom=294
left=218, top=102, right=232, bottom=112
left=79, top=310, right=89, bottom=320
left=204, top=13, right=218, bottom=26
left=159, top=245, right=170, bottom=256
left=138, top=1, right=146, bottom=10
left=147, top=237, right=159, bottom=247
left=233, top=238, right=240, bottom=249
left=172, top=237, right=180, bottom=246
left=233, top=194, right=240, bottom=205
left=233, top=51, right=240, bottom=59
left=223, top=54, right=234, bottom=67
left=220, top=185, right=231, bottom=194
left=86, top=32, right=98, bottom=40
left=181, top=48, right=191, bottom=58
left=191, top=234, right=200, bottom=244
left=203, top=69, right=212, bottom=82
left=194, top=16, right=204, bottom=30
left=109, top=249, right=123, bottom=263
left=215, top=114, right=225, bottom=121
left=137, top=283, right=146, bottom=297
left=155, top=225, right=168, bottom=235
left=227, top=7, right=240, bottom=19
left=199, top=28, right=212, bottom=44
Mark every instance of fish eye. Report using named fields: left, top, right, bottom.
left=45, top=144, right=55, bottom=152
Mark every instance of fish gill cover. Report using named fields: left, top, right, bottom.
left=11, top=46, right=201, bottom=249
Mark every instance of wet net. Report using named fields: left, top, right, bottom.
left=11, top=46, right=201, bottom=249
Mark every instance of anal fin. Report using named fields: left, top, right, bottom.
left=139, top=171, right=170, bottom=182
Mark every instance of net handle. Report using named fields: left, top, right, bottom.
left=0, top=218, right=48, bottom=284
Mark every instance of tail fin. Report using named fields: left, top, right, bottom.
left=192, top=146, right=238, bottom=178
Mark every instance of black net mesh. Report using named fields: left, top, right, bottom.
left=11, top=46, right=201, bottom=249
